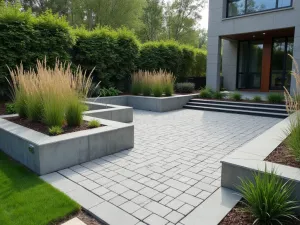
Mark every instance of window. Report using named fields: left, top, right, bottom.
left=227, top=0, right=292, bottom=17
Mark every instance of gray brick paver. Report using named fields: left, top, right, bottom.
left=55, top=110, right=280, bottom=225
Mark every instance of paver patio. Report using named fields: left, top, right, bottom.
left=41, top=109, right=281, bottom=225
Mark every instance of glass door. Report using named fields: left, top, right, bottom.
left=237, top=40, right=263, bottom=89
left=270, top=37, right=294, bottom=90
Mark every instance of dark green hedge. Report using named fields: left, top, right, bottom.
left=138, top=41, right=207, bottom=82
left=0, top=6, right=74, bottom=99
left=0, top=4, right=207, bottom=98
left=72, top=27, right=139, bottom=89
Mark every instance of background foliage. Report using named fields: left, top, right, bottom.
left=0, top=2, right=207, bottom=98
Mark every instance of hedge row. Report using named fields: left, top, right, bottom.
left=0, top=5, right=207, bottom=98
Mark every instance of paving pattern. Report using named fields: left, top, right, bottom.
left=43, top=109, right=281, bottom=225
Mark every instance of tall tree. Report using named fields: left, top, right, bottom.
left=164, top=0, right=207, bottom=46
left=138, top=0, right=163, bottom=42
left=198, top=28, right=207, bottom=49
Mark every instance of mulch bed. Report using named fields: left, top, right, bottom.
left=5, top=116, right=102, bottom=136
left=55, top=210, right=103, bottom=225
left=0, top=102, right=6, bottom=115
left=265, top=142, right=300, bottom=168
left=219, top=202, right=254, bottom=225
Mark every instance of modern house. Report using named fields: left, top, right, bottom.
left=207, top=0, right=300, bottom=93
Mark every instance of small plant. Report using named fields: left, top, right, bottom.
left=238, top=167, right=298, bottom=225
left=48, top=126, right=63, bottom=136
left=99, top=87, right=121, bottom=97
left=175, top=82, right=195, bottom=94
left=229, top=92, right=242, bottom=101
left=5, top=103, right=16, bottom=114
left=286, top=116, right=300, bottom=161
left=199, top=88, right=213, bottom=99
left=253, top=95, right=262, bottom=102
left=268, top=93, right=284, bottom=104
left=88, top=119, right=101, bottom=128
left=213, top=92, right=224, bottom=100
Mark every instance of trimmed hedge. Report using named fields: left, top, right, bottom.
left=0, top=5, right=207, bottom=98
left=138, top=41, right=207, bottom=82
left=72, top=27, right=139, bottom=89
left=0, top=5, right=74, bottom=99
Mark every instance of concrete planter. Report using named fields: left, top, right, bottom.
left=0, top=115, right=134, bottom=175
left=88, top=94, right=198, bottom=112
left=221, top=113, right=300, bottom=214
left=84, top=101, right=133, bottom=123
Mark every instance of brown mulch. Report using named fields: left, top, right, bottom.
left=5, top=116, right=102, bottom=136
left=55, top=210, right=103, bottom=225
left=219, top=202, right=254, bottom=225
left=265, top=142, right=300, bottom=168
left=0, top=102, right=6, bottom=115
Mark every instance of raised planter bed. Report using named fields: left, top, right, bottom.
left=84, top=101, right=133, bottom=123
left=0, top=115, right=134, bottom=175
left=88, top=94, right=198, bottom=112
left=220, top=113, right=300, bottom=223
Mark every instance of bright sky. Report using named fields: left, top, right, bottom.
left=201, top=3, right=209, bottom=30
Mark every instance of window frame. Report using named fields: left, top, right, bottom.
left=226, top=0, right=293, bottom=18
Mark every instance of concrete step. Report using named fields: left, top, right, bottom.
left=190, top=99, right=286, bottom=109
left=183, top=105, right=288, bottom=118
left=186, top=102, right=287, bottom=114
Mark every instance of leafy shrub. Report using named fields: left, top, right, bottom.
left=0, top=4, right=74, bottom=99
left=73, top=27, right=139, bottom=89
left=5, top=103, right=16, bottom=114
left=199, top=88, right=213, bottom=99
left=99, top=87, right=121, bottom=97
left=175, top=82, right=195, bottom=93
left=267, top=93, right=284, bottom=104
left=88, top=119, right=101, bottom=128
left=229, top=92, right=242, bottom=101
left=66, top=99, right=84, bottom=127
left=193, top=49, right=207, bottom=77
left=238, top=167, right=298, bottom=224
left=9, top=60, right=92, bottom=127
left=253, top=95, right=262, bottom=102
left=286, top=116, right=300, bottom=161
left=213, top=92, right=224, bottom=100
left=48, top=126, right=63, bottom=136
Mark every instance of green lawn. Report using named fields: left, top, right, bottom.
left=0, top=151, right=80, bottom=225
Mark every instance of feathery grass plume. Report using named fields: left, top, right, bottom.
left=284, top=55, right=300, bottom=114
left=8, top=58, right=93, bottom=127
left=132, top=70, right=175, bottom=97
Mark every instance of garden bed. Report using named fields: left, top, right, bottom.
left=6, top=116, right=104, bottom=136
left=265, top=142, right=300, bottom=168
left=0, top=115, right=134, bottom=175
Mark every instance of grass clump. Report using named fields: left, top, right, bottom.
left=175, top=82, right=195, bottom=93
left=213, top=92, right=224, bottom=100
left=5, top=103, right=16, bottom=114
left=0, top=151, right=79, bottom=225
left=285, top=116, right=300, bottom=161
left=238, top=167, right=298, bottom=225
left=199, top=88, right=213, bottom=99
left=132, top=70, right=175, bottom=97
left=268, top=93, right=284, bottom=104
left=8, top=60, right=93, bottom=127
left=88, top=119, right=101, bottom=128
left=229, top=92, right=242, bottom=101
left=48, top=126, right=63, bottom=136
left=253, top=95, right=262, bottom=102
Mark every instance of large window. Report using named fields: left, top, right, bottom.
left=270, top=37, right=294, bottom=90
left=227, top=0, right=292, bottom=17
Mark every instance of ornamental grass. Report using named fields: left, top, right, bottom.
left=8, top=59, right=93, bottom=127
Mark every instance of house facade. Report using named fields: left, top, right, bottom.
left=207, top=0, right=300, bottom=92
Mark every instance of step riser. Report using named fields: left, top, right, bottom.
left=183, top=106, right=288, bottom=119
left=190, top=99, right=286, bottom=109
left=186, top=103, right=287, bottom=114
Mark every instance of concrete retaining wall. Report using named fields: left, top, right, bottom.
left=0, top=116, right=134, bottom=175
left=89, top=94, right=198, bottom=112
